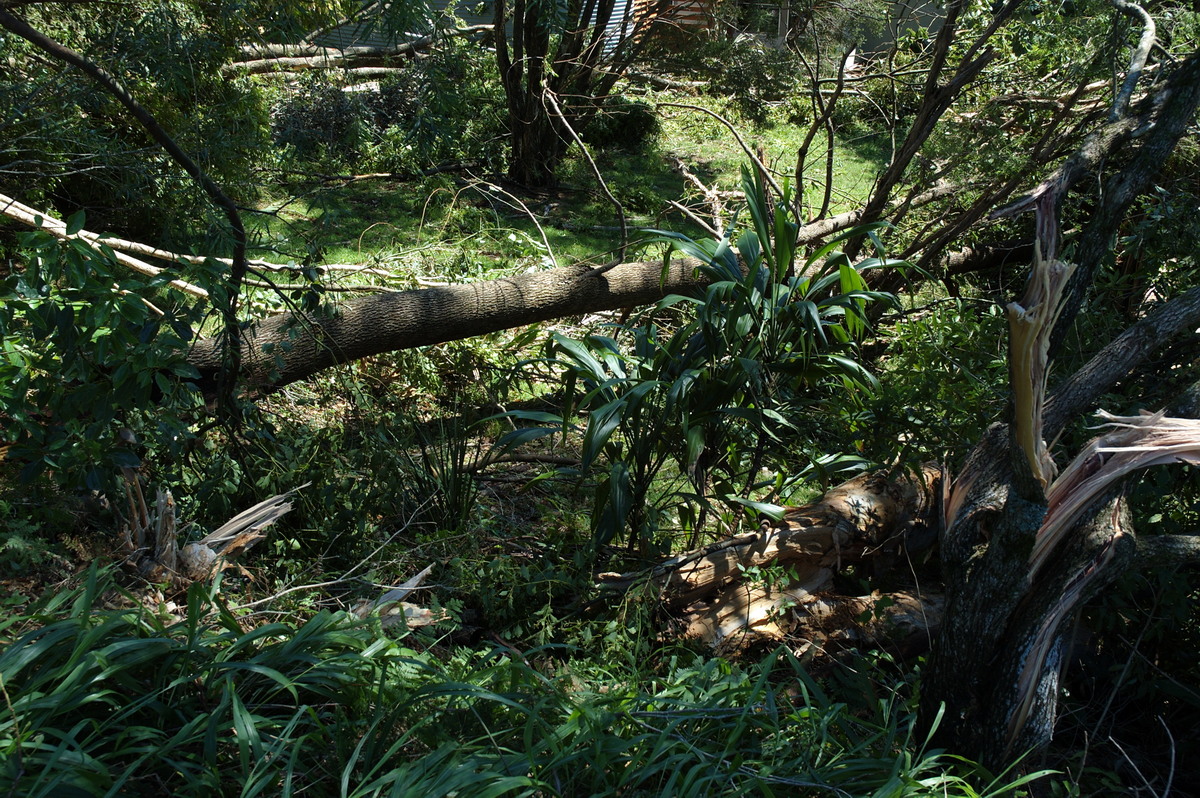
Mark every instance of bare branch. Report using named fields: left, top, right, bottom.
left=658, top=102, right=783, bottom=199
left=1045, top=287, right=1200, bottom=440
left=1109, top=0, right=1157, bottom=121
left=545, top=89, right=627, bottom=263
left=0, top=193, right=210, bottom=297
left=1, top=192, right=395, bottom=294
left=847, top=0, right=1022, bottom=256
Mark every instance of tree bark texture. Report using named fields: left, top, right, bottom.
left=913, top=49, right=1200, bottom=768
left=187, top=259, right=709, bottom=395
left=921, top=428, right=1137, bottom=763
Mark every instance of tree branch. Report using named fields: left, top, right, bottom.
left=848, top=0, right=1021, bottom=255
left=658, top=102, right=783, bottom=199
left=992, top=50, right=1200, bottom=363
left=1136, top=534, right=1200, bottom=569
left=186, top=257, right=711, bottom=396
left=226, top=26, right=493, bottom=74
left=1045, top=287, right=1200, bottom=441
left=1109, top=0, right=1157, bottom=121
left=0, top=9, right=248, bottom=411
left=0, top=193, right=210, bottom=297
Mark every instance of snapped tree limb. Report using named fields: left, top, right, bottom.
left=186, top=257, right=711, bottom=395
left=599, top=465, right=943, bottom=649
left=0, top=187, right=712, bottom=396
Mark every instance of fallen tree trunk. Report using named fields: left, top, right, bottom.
left=226, top=25, right=493, bottom=75
left=0, top=193, right=711, bottom=398
left=599, top=465, right=943, bottom=651
left=186, top=259, right=710, bottom=395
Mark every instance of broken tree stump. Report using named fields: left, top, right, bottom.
left=599, top=465, right=944, bottom=651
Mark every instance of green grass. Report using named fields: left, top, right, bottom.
left=245, top=89, right=891, bottom=285
left=654, top=94, right=887, bottom=215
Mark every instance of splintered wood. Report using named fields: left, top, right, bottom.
left=118, top=472, right=308, bottom=587
left=600, top=465, right=943, bottom=652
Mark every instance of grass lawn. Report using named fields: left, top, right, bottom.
left=246, top=90, right=891, bottom=287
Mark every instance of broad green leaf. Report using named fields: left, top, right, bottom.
left=493, top=409, right=564, bottom=424
left=64, top=211, right=86, bottom=236
left=495, top=426, right=561, bottom=452
left=582, top=397, right=627, bottom=468
left=553, top=332, right=607, bottom=377
left=685, top=425, right=705, bottom=471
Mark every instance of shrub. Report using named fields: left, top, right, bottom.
left=0, top=223, right=209, bottom=493
left=581, top=97, right=659, bottom=149
left=499, top=168, right=902, bottom=552
left=0, top=568, right=450, bottom=797
left=271, top=72, right=369, bottom=161
left=705, top=41, right=805, bottom=127
left=0, top=568, right=1061, bottom=797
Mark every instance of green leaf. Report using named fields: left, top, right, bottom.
left=553, top=332, right=607, bottom=378
left=495, top=426, right=560, bottom=452
left=498, top=410, right=565, bottom=424
left=594, top=461, right=631, bottom=546
left=685, top=425, right=705, bottom=471
left=64, top=211, right=86, bottom=236
left=582, top=398, right=627, bottom=468
left=656, top=294, right=704, bottom=310
left=736, top=230, right=763, bottom=270
left=727, top=496, right=785, bottom=520
left=109, top=449, right=141, bottom=469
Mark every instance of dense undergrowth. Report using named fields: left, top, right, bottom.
left=4, top=11, right=1200, bottom=796
left=0, top=567, right=1055, bottom=797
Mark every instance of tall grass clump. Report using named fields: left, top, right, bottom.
left=0, top=567, right=449, bottom=797
left=0, top=566, right=1059, bottom=797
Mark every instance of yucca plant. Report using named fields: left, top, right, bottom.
left=501, top=167, right=902, bottom=552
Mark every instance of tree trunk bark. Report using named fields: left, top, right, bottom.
left=186, top=258, right=708, bottom=396
left=507, top=112, right=571, bottom=187
left=917, top=48, right=1200, bottom=768
left=918, top=425, right=1138, bottom=764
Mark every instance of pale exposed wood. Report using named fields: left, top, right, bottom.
left=602, top=465, right=941, bottom=607
left=119, top=475, right=308, bottom=586
left=681, top=581, right=944, bottom=653
left=680, top=563, right=833, bottom=648
left=601, top=466, right=942, bottom=648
